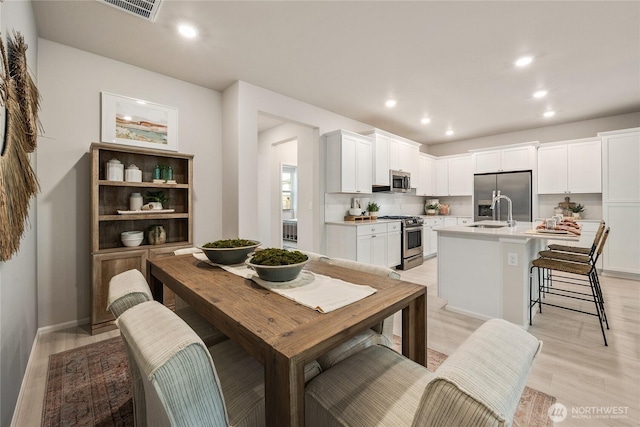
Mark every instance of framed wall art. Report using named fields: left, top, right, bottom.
left=101, top=92, right=178, bottom=151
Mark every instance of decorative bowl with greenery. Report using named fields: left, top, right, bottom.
left=198, top=239, right=261, bottom=265
left=246, top=248, right=309, bottom=282
left=145, top=190, right=169, bottom=209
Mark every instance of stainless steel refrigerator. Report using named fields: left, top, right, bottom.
left=474, top=171, right=532, bottom=222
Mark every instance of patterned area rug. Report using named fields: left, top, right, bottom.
left=393, top=336, right=555, bottom=427
left=43, top=336, right=554, bottom=426
left=42, top=337, right=133, bottom=427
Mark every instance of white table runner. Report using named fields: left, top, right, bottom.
left=193, top=253, right=376, bottom=313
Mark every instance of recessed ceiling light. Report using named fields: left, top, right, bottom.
left=178, top=24, right=198, bottom=39
left=385, top=99, right=397, bottom=108
left=543, top=110, right=556, bottom=118
left=136, top=100, right=147, bottom=105
left=533, top=90, right=548, bottom=99
left=421, top=117, right=431, bottom=124
left=446, top=129, right=454, bottom=136
left=515, top=56, right=533, bottom=67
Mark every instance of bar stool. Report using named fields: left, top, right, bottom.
left=529, top=228, right=610, bottom=345
left=537, top=220, right=606, bottom=296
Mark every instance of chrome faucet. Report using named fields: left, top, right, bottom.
left=491, top=194, right=517, bottom=227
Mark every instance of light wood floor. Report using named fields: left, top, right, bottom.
left=13, top=258, right=640, bottom=426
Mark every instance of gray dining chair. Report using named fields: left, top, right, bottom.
left=116, top=300, right=265, bottom=426
left=306, top=318, right=542, bottom=427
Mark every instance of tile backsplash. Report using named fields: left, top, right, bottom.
left=324, top=193, right=473, bottom=222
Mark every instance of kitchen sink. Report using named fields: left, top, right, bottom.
left=468, top=224, right=505, bottom=229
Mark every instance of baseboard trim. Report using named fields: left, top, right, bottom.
left=36, top=317, right=90, bottom=336
left=10, top=332, right=40, bottom=427
left=602, top=270, right=640, bottom=281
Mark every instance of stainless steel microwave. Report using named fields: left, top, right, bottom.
left=390, top=170, right=411, bottom=192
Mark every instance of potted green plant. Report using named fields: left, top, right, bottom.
left=569, top=203, right=585, bottom=219
left=426, top=203, right=439, bottom=216
left=145, top=191, right=169, bottom=210
left=367, top=201, right=380, bottom=218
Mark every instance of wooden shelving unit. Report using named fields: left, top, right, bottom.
left=90, top=142, right=194, bottom=334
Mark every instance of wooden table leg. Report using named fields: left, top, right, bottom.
left=265, top=350, right=305, bottom=426
left=147, top=265, right=164, bottom=302
left=402, top=291, right=427, bottom=367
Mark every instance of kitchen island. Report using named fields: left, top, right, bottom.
left=436, top=221, right=580, bottom=328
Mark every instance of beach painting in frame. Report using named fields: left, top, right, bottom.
left=101, top=92, right=178, bottom=151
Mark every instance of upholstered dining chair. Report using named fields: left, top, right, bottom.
left=305, top=318, right=542, bottom=427
left=315, top=257, right=402, bottom=369
left=107, top=269, right=229, bottom=427
left=107, top=268, right=227, bottom=347
left=116, top=300, right=266, bottom=427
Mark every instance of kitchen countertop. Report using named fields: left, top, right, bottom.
left=436, top=220, right=580, bottom=242
left=325, top=218, right=402, bottom=226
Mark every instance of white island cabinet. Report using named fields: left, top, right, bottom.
left=436, top=221, right=579, bottom=328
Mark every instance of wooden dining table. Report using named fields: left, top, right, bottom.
left=147, top=254, right=427, bottom=427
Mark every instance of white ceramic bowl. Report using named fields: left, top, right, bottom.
left=121, top=231, right=144, bottom=247
left=348, top=208, right=361, bottom=216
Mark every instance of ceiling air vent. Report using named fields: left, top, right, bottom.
left=97, top=0, right=163, bottom=22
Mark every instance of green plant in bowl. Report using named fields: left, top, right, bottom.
left=198, top=239, right=260, bottom=265
left=247, top=249, right=309, bottom=282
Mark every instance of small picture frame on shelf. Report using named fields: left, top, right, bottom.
left=101, top=92, right=178, bottom=151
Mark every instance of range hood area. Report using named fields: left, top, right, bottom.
left=372, top=185, right=416, bottom=194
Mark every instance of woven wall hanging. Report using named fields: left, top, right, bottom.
left=0, top=31, right=41, bottom=261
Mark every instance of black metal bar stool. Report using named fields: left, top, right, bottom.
left=529, top=228, right=610, bottom=346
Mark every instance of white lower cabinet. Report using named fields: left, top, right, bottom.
left=357, top=233, right=387, bottom=266
left=457, top=217, right=472, bottom=225
left=387, top=223, right=402, bottom=268
left=444, top=217, right=457, bottom=227
left=326, top=222, right=401, bottom=268
left=423, top=217, right=444, bottom=258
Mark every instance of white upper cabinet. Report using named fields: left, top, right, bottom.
left=325, top=129, right=373, bottom=193
left=364, top=129, right=421, bottom=186
left=416, top=153, right=436, bottom=196
left=537, top=138, right=601, bottom=194
left=372, top=133, right=391, bottom=185
left=600, top=128, right=640, bottom=203
left=436, top=158, right=449, bottom=196
left=436, top=154, right=472, bottom=196
left=398, top=139, right=419, bottom=177
left=472, top=144, right=537, bottom=173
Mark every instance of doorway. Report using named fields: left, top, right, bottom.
left=281, top=164, right=298, bottom=249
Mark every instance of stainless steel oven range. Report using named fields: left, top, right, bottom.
left=379, top=216, right=424, bottom=270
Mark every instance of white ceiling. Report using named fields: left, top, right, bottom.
left=32, top=1, right=640, bottom=145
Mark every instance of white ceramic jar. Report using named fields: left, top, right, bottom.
left=129, top=193, right=143, bottom=211
left=125, top=164, right=142, bottom=182
left=106, top=159, right=124, bottom=181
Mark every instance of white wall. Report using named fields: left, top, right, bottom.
left=0, top=2, right=38, bottom=424
left=222, top=81, right=373, bottom=253
left=426, top=112, right=640, bottom=156
left=36, top=40, right=222, bottom=329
